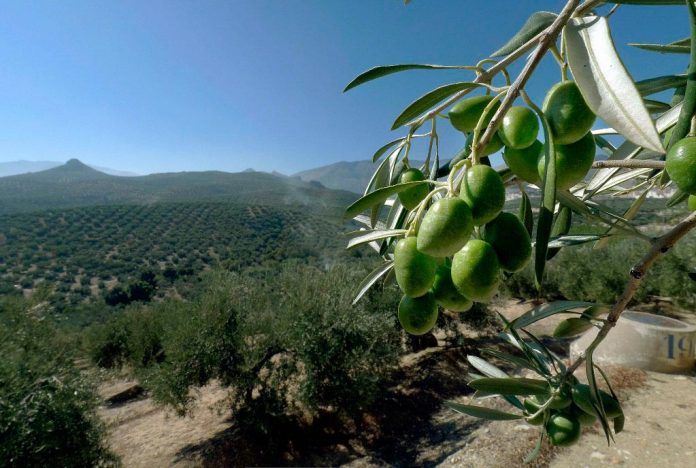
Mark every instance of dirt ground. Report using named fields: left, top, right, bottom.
left=97, top=300, right=696, bottom=467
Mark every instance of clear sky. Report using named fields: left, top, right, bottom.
left=0, top=1, right=688, bottom=175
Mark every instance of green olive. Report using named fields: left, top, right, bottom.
left=498, top=106, right=539, bottom=149
left=665, top=136, right=696, bottom=195
left=503, top=139, right=542, bottom=185
left=542, top=81, right=596, bottom=145
left=449, top=95, right=500, bottom=133
left=483, top=212, right=532, bottom=273
left=417, top=197, right=473, bottom=257
left=431, top=265, right=473, bottom=312
left=398, top=292, right=438, bottom=336
left=398, top=168, right=429, bottom=210
left=451, top=239, right=500, bottom=302
left=394, top=237, right=437, bottom=298
left=538, top=131, right=596, bottom=190
left=459, top=165, right=505, bottom=226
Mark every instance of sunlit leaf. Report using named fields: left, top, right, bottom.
left=346, top=229, right=407, bottom=249
left=565, top=16, right=663, bottom=153
left=352, top=261, right=393, bottom=305
left=491, top=11, right=557, bottom=57
left=444, top=402, right=523, bottom=420
left=371, top=137, right=406, bottom=163
left=344, top=64, right=468, bottom=92
left=467, top=355, right=508, bottom=378
left=546, top=205, right=572, bottom=260
left=518, top=191, right=534, bottom=237
left=546, top=234, right=605, bottom=249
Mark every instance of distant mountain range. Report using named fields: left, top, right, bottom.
left=0, top=159, right=357, bottom=215
left=0, top=160, right=139, bottom=177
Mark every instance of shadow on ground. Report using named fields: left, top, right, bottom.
left=174, top=339, right=499, bottom=467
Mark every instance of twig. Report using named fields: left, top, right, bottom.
left=591, top=160, right=665, bottom=169
left=476, top=0, right=580, bottom=155
left=567, top=210, right=696, bottom=374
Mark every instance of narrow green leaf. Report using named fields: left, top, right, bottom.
left=371, top=137, right=406, bottom=163
left=643, top=99, right=672, bottom=113
left=546, top=206, right=572, bottom=260
left=519, top=191, right=534, bottom=237
left=498, top=313, right=552, bottom=377
left=344, top=64, right=468, bottom=92
left=391, top=82, right=478, bottom=129
left=553, top=317, right=594, bottom=337
left=629, top=43, right=690, bottom=54
left=352, top=261, right=393, bottom=305
left=469, top=377, right=550, bottom=396
left=636, top=75, right=687, bottom=96
left=520, top=329, right=566, bottom=373
left=565, top=16, right=664, bottom=153
left=346, top=229, right=408, bottom=250
left=491, top=11, right=557, bottom=57
left=534, top=109, right=556, bottom=292
left=586, top=353, right=614, bottom=444
left=511, top=300, right=595, bottom=329
left=345, top=181, right=429, bottom=219
left=613, top=413, right=625, bottom=433
left=444, top=402, right=523, bottom=421
left=594, top=134, right=617, bottom=156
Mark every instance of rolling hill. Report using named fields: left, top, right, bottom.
left=0, top=159, right=357, bottom=215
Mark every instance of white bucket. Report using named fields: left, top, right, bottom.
left=570, top=311, right=696, bottom=374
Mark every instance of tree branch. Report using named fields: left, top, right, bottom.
left=567, top=210, right=696, bottom=374
left=475, top=0, right=580, bottom=154
left=591, top=160, right=665, bottom=169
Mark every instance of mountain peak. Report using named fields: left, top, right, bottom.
left=64, top=158, right=89, bottom=168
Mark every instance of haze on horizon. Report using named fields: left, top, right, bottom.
left=0, top=1, right=686, bottom=175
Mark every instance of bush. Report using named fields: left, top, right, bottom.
left=0, top=297, right=116, bottom=466
left=503, top=232, right=696, bottom=309
left=89, top=260, right=401, bottom=425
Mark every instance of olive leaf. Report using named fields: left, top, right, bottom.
left=643, top=99, right=672, bottom=113
left=666, top=189, right=689, bottom=207
left=510, top=300, right=595, bottom=329
left=564, top=16, right=664, bottom=154
left=352, top=261, right=393, bottom=305
left=344, top=181, right=429, bottom=219
left=546, top=205, right=572, bottom=260
left=629, top=43, right=690, bottom=54
left=546, top=234, right=605, bottom=249
left=491, top=11, right=557, bottom=57
left=533, top=108, right=556, bottom=292
left=636, top=74, right=687, bottom=96
left=467, top=355, right=509, bottom=378
left=391, top=82, right=479, bottom=129
left=371, top=137, right=406, bottom=163
left=518, top=191, right=534, bottom=237
left=594, top=187, right=648, bottom=249
left=346, top=229, right=408, bottom=250
left=586, top=102, right=681, bottom=195
left=553, top=317, right=594, bottom=337
left=606, top=0, right=683, bottom=4
left=469, top=377, right=550, bottom=396
left=343, top=64, right=468, bottom=92
left=444, top=402, right=523, bottom=421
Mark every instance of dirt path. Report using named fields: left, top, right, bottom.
left=98, top=379, right=230, bottom=467
left=97, top=301, right=696, bottom=467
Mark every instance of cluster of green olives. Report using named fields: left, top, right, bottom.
left=499, top=81, right=597, bottom=190
left=395, top=167, right=531, bottom=335
left=523, top=381, right=622, bottom=446
left=393, top=81, right=598, bottom=336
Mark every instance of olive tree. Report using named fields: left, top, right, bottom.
left=344, top=0, right=696, bottom=459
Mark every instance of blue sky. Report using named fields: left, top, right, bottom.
left=0, top=1, right=688, bottom=175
